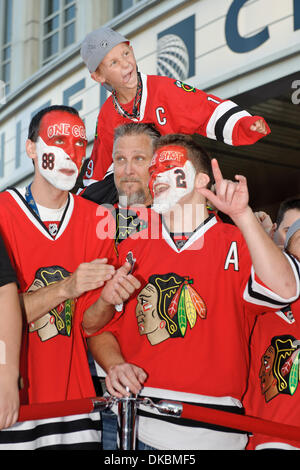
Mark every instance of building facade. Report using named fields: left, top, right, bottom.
left=0, top=0, right=299, bottom=215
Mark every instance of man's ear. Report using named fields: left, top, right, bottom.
left=194, top=172, right=210, bottom=192
left=26, top=139, right=37, bottom=161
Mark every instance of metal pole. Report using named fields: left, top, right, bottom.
left=118, top=389, right=137, bottom=450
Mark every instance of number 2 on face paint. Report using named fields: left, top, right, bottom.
left=174, top=168, right=187, bottom=188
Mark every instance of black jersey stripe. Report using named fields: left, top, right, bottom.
left=0, top=416, right=101, bottom=447
left=214, top=105, right=243, bottom=143
left=246, top=276, right=289, bottom=307
left=246, top=253, right=300, bottom=307
left=288, top=253, right=300, bottom=277
left=36, top=441, right=102, bottom=450
left=137, top=401, right=247, bottom=435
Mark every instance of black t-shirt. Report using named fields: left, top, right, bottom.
left=0, top=234, right=17, bottom=287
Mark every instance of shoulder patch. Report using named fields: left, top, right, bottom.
left=174, top=80, right=196, bottom=93
left=115, top=208, right=148, bottom=245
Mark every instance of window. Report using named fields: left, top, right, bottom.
left=1, top=0, right=13, bottom=95
left=113, top=0, right=142, bottom=16
left=42, top=0, right=76, bottom=65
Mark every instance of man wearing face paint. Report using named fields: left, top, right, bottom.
left=35, top=115, right=86, bottom=191
left=0, top=105, right=141, bottom=450
left=91, top=134, right=298, bottom=450
left=149, top=144, right=197, bottom=215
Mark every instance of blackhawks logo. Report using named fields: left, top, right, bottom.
left=136, top=272, right=206, bottom=345
left=260, top=335, right=300, bottom=402
left=28, top=266, right=75, bottom=342
left=174, top=80, right=196, bottom=93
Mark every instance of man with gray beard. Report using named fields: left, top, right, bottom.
left=80, top=122, right=160, bottom=208
left=88, top=122, right=160, bottom=449
left=112, top=122, right=159, bottom=208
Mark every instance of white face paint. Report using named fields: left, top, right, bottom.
left=35, top=137, right=79, bottom=191
left=152, top=161, right=196, bottom=214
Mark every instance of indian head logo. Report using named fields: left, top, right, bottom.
left=136, top=273, right=206, bottom=346
left=260, top=335, right=300, bottom=402
left=28, top=266, right=75, bottom=342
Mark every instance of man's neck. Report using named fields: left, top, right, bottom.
left=30, top=178, right=69, bottom=209
left=162, top=202, right=209, bottom=233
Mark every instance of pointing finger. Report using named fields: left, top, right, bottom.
left=211, top=159, right=223, bottom=185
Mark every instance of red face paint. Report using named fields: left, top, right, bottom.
left=142, top=302, right=152, bottom=312
left=149, top=145, right=189, bottom=197
left=38, top=111, right=87, bottom=170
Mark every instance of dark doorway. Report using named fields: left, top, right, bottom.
left=194, top=72, right=300, bottom=221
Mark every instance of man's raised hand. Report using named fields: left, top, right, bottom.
left=200, top=158, right=249, bottom=221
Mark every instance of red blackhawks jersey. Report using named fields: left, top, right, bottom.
left=244, top=294, right=300, bottom=450
left=0, top=189, right=117, bottom=405
left=83, top=73, right=270, bottom=185
left=0, top=190, right=118, bottom=449
left=102, top=210, right=298, bottom=450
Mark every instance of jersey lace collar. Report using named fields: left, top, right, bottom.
left=161, top=213, right=217, bottom=253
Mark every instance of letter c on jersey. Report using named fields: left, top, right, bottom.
left=156, top=107, right=167, bottom=126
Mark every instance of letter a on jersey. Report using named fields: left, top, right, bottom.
left=224, top=242, right=239, bottom=271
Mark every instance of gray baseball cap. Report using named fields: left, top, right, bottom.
left=285, top=218, right=300, bottom=248
left=80, top=26, right=129, bottom=73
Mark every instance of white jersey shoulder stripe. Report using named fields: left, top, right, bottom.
left=139, top=73, right=148, bottom=122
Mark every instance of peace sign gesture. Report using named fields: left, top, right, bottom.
left=200, top=159, right=249, bottom=221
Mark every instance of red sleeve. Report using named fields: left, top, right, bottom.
left=153, top=76, right=270, bottom=147
left=76, top=203, right=120, bottom=332
left=232, top=115, right=270, bottom=146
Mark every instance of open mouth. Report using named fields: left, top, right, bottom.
left=123, top=69, right=133, bottom=84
